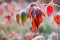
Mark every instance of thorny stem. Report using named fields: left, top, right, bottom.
left=37, top=0, right=60, bottom=7
left=39, top=4, right=60, bottom=7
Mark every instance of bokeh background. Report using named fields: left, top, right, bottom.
left=0, top=0, right=60, bottom=40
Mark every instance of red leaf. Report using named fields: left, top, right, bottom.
left=32, top=18, right=37, bottom=32
left=54, top=14, right=60, bottom=25
left=28, top=7, right=32, bottom=19
left=32, top=15, right=42, bottom=32
left=47, top=6, right=53, bottom=17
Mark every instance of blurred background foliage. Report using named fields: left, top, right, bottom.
left=0, top=0, right=60, bottom=40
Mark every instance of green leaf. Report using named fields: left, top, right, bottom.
left=21, top=12, right=28, bottom=25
